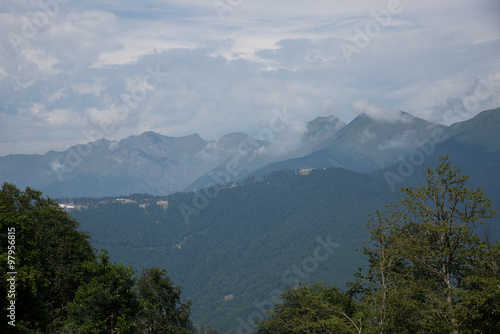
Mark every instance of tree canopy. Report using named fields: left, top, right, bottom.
left=1, top=183, right=193, bottom=333
left=1, top=183, right=95, bottom=332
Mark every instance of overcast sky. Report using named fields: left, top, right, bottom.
left=0, top=0, right=499, bottom=155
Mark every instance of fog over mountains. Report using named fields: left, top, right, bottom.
left=0, top=107, right=498, bottom=198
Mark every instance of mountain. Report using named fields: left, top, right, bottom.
left=0, top=115, right=348, bottom=197
left=388, top=108, right=500, bottom=204
left=0, top=109, right=497, bottom=197
left=0, top=132, right=264, bottom=197
left=325, top=111, right=446, bottom=170
left=60, top=107, right=499, bottom=332
left=443, top=107, right=500, bottom=151
left=185, top=114, right=346, bottom=191
left=0, top=133, right=208, bottom=197
left=251, top=111, right=447, bottom=177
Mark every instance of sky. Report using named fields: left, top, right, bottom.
left=0, top=0, right=499, bottom=156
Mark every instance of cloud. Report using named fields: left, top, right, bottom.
left=352, top=100, right=411, bottom=123
left=0, top=0, right=499, bottom=156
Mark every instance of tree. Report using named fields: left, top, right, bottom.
left=136, top=267, right=192, bottom=334
left=255, top=283, right=364, bottom=334
left=1, top=183, right=194, bottom=333
left=0, top=183, right=95, bottom=332
left=352, top=155, right=500, bottom=333
left=62, top=250, right=140, bottom=334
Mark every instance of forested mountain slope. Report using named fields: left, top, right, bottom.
left=70, top=168, right=397, bottom=332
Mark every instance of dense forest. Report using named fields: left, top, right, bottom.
left=69, top=166, right=397, bottom=330
left=1, top=156, right=499, bottom=332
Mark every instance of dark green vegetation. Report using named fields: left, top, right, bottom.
left=0, top=183, right=192, bottom=333
left=70, top=167, right=396, bottom=332
left=256, top=156, right=500, bottom=333
left=69, top=155, right=500, bottom=332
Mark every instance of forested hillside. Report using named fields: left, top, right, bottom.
left=2, top=154, right=499, bottom=333
left=256, top=156, right=500, bottom=333
left=70, top=167, right=398, bottom=331
left=68, top=148, right=500, bottom=332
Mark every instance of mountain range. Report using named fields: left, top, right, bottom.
left=56, top=107, right=500, bottom=332
left=0, top=107, right=468, bottom=198
left=0, top=107, right=497, bottom=331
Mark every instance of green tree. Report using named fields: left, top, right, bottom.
left=62, top=250, right=140, bottom=334
left=352, top=155, right=500, bottom=333
left=136, top=267, right=192, bottom=334
left=255, top=283, right=364, bottom=334
left=0, top=183, right=95, bottom=332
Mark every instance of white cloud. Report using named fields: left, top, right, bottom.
left=352, top=100, right=411, bottom=123
left=0, top=0, right=499, bottom=155
left=71, top=82, right=104, bottom=96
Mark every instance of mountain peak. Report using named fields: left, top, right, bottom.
left=305, top=115, right=345, bottom=141
left=307, top=115, right=345, bottom=129
left=355, top=109, right=415, bottom=124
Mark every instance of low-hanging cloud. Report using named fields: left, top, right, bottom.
left=352, top=100, right=412, bottom=123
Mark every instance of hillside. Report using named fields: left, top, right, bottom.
left=70, top=168, right=398, bottom=332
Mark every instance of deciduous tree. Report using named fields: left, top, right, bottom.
left=62, top=250, right=140, bottom=334
left=255, top=283, right=364, bottom=334
left=353, top=155, right=500, bottom=333
left=136, top=267, right=192, bottom=334
left=0, top=183, right=95, bottom=332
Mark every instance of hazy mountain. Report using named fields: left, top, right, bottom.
left=401, top=107, right=500, bottom=201
left=0, top=133, right=216, bottom=197
left=1, top=109, right=497, bottom=197
left=59, top=107, right=499, bottom=332
left=1, top=115, right=348, bottom=197
left=251, top=111, right=447, bottom=177
left=185, top=114, right=346, bottom=191
left=443, top=107, right=500, bottom=151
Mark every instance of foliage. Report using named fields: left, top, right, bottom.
left=62, top=250, right=140, bottom=333
left=0, top=183, right=193, bottom=333
left=136, top=267, right=192, bottom=334
left=0, top=182, right=95, bottom=332
left=255, top=283, right=364, bottom=334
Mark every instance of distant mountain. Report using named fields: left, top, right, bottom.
left=251, top=111, right=446, bottom=177
left=443, top=107, right=500, bottom=151
left=387, top=107, right=500, bottom=201
left=1, top=109, right=498, bottom=197
left=185, top=115, right=346, bottom=191
left=1, top=115, right=349, bottom=197
left=0, top=132, right=229, bottom=197
left=301, top=114, right=347, bottom=151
